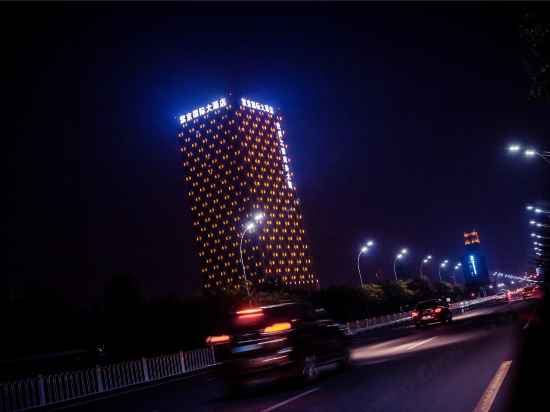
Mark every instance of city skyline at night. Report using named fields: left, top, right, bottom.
left=4, top=4, right=548, bottom=408
left=6, top=3, right=548, bottom=301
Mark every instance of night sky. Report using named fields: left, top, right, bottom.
left=6, top=3, right=548, bottom=305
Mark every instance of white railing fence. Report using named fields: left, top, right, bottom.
left=0, top=347, right=215, bottom=412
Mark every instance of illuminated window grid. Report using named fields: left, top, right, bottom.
left=178, top=98, right=317, bottom=291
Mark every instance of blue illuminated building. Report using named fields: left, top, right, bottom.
left=461, top=231, right=490, bottom=294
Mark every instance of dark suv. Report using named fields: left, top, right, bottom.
left=206, top=302, right=351, bottom=391
left=412, top=299, right=452, bottom=328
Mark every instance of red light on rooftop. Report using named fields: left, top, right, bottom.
left=464, top=230, right=481, bottom=245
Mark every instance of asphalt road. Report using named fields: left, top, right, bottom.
left=57, top=299, right=537, bottom=412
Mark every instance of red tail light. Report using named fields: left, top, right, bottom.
left=236, top=307, right=264, bottom=319
left=411, top=311, right=419, bottom=318
left=434, top=307, right=442, bottom=313
left=263, top=322, right=292, bottom=334
left=206, top=335, right=231, bottom=345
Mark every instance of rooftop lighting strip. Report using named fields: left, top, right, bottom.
left=240, top=98, right=274, bottom=114
left=179, top=97, right=227, bottom=125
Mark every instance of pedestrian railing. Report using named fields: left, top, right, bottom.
left=0, top=347, right=216, bottom=412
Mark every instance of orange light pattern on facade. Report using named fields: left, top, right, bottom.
left=464, top=231, right=481, bottom=245
left=177, top=97, right=318, bottom=292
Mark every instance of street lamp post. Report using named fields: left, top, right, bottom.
left=393, top=248, right=408, bottom=281
left=508, top=144, right=550, bottom=165
left=419, top=255, right=432, bottom=277
left=527, top=205, right=550, bottom=215
left=453, top=263, right=462, bottom=285
left=529, top=220, right=550, bottom=229
left=239, top=212, right=264, bottom=296
left=438, top=259, right=449, bottom=282
left=357, top=240, right=374, bottom=287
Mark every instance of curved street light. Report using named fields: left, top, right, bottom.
left=452, top=262, right=462, bottom=284
left=508, top=144, right=550, bottom=165
left=526, top=205, right=550, bottom=215
left=393, top=248, right=409, bottom=281
left=438, top=259, right=449, bottom=282
left=419, top=255, right=432, bottom=277
left=357, top=240, right=375, bottom=287
left=529, top=220, right=550, bottom=229
left=239, top=212, right=264, bottom=296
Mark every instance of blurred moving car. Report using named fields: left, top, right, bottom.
left=412, top=299, right=452, bottom=328
left=206, top=302, right=351, bottom=392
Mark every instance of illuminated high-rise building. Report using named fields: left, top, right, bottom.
left=177, top=96, right=318, bottom=292
left=462, top=230, right=489, bottom=293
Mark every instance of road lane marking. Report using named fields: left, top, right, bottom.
left=406, top=337, right=435, bottom=351
left=259, top=387, right=320, bottom=412
left=473, top=360, right=512, bottom=412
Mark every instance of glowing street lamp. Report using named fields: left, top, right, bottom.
left=239, top=212, right=264, bottom=296
left=508, top=144, right=550, bottom=165
left=526, top=205, right=550, bottom=214
left=451, top=262, right=462, bottom=284
left=529, top=219, right=550, bottom=228
left=393, top=248, right=409, bottom=281
left=419, top=254, right=432, bottom=277
left=357, top=240, right=375, bottom=287
left=438, top=259, right=449, bottom=282
left=508, top=144, right=522, bottom=153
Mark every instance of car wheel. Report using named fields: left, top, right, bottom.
left=447, top=313, right=453, bottom=323
left=415, top=323, right=422, bottom=329
left=302, top=355, right=320, bottom=383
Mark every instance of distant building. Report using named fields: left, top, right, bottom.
left=177, top=96, right=318, bottom=293
left=462, top=230, right=490, bottom=294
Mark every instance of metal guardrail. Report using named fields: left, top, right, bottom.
left=346, top=295, right=498, bottom=335
left=0, top=347, right=215, bottom=412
